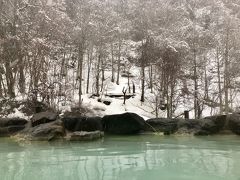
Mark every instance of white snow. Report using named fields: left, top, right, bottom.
left=7, top=108, right=30, bottom=120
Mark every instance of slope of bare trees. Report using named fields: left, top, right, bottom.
left=0, top=0, right=240, bottom=118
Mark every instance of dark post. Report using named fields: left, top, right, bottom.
left=122, top=87, right=127, bottom=105
left=132, top=82, right=135, bottom=94
left=184, top=110, right=189, bottom=119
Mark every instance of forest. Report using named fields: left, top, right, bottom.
left=1, top=0, right=240, bottom=119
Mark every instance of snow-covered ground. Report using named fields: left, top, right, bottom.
left=66, top=69, right=157, bottom=120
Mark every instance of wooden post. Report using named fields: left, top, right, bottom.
left=184, top=111, right=189, bottom=119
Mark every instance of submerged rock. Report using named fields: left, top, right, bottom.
left=62, top=115, right=103, bottom=132
left=67, top=131, right=104, bottom=141
left=102, top=113, right=146, bottom=135
left=31, top=111, right=58, bottom=127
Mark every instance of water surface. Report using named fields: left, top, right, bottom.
left=0, top=135, right=240, bottom=180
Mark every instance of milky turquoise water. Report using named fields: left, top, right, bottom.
left=0, top=135, right=240, bottom=180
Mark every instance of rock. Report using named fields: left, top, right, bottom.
left=204, top=115, right=227, bottom=131
left=102, top=113, right=146, bottom=134
left=18, top=120, right=65, bottom=141
left=228, top=113, right=240, bottom=135
left=193, top=119, right=219, bottom=135
left=8, top=125, right=26, bottom=133
left=31, top=111, right=58, bottom=127
left=145, top=118, right=179, bottom=134
left=103, top=101, right=111, bottom=106
left=67, top=131, right=104, bottom=141
left=97, top=98, right=112, bottom=106
left=145, top=116, right=226, bottom=135
left=0, top=118, right=28, bottom=127
left=0, top=118, right=28, bottom=136
left=177, top=118, right=222, bottom=135
left=62, top=115, right=103, bottom=132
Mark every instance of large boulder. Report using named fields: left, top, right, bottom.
left=62, top=115, right=103, bottom=132
left=67, top=131, right=104, bottom=141
left=0, top=118, right=28, bottom=136
left=31, top=111, right=58, bottom=127
left=177, top=118, right=226, bottom=135
left=204, top=115, right=227, bottom=131
left=228, top=113, right=240, bottom=135
left=145, top=116, right=226, bottom=135
left=177, top=118, right=220, bottom=135
left=145, top=118, right=179, bottom=134
left=102, top=113, right=146, bottom=134
left=17, top=120, right=65, bottom=141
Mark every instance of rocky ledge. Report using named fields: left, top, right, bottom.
left=1, top=112, right=240, bottom=142
left=145, top=113, right=240, bottom=135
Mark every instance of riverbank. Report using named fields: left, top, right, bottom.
left=0, top=109, right=239, bottom=142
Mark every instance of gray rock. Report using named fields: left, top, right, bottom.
left=146, top=116, right=227, bottom=136
left=31, top=111, right=58, bottom=127
left=204, top=115, right=227, bottom=131
left=228, top=113, right=240, bottom=135
left=19, top=120, right=65, bottom=141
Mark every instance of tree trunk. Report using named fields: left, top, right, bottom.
left=155, top=96, right=159, bottom=118
left=166, top=84, right=170, bottom=118
left=169, top=79, right=175, bottom=118
left=224, top=30, right=230, bottom=114
left=140, top=40, right=145, bottom=103
left=216, top=48, right=223, bottom=114
left=0, top=74, right=3, bottom=98
left=149, top=64, right=153, bottom=93
left=5, top=61, right=15, bottom=98
left=32, top=57, right=39, bottom=91
left=101, top=57, right=105, bottom=93
left=86, top=47, right=93, bottom=94
left=141, top=66, right=145, bottom=102
left=96, top=54, right=101, bottom=96
left=78, top=43, right=84, bottom=106
left=204, top=59, right=208, bottom=100
left=122, top=87, right=127, bottom=105
left=111, top=43, right=115, bottom=83
left=19, top=54, right=25, bottom=94
left=128, top=72, right=131, bottom=93
left=132, top=81, right=135, bottom=94
left=193, top=49, right=199, bottom=119
left=116, top=38, right=121, bottom=85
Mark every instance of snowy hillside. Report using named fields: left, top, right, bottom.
left=1, top=0, right=240, bottom=119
